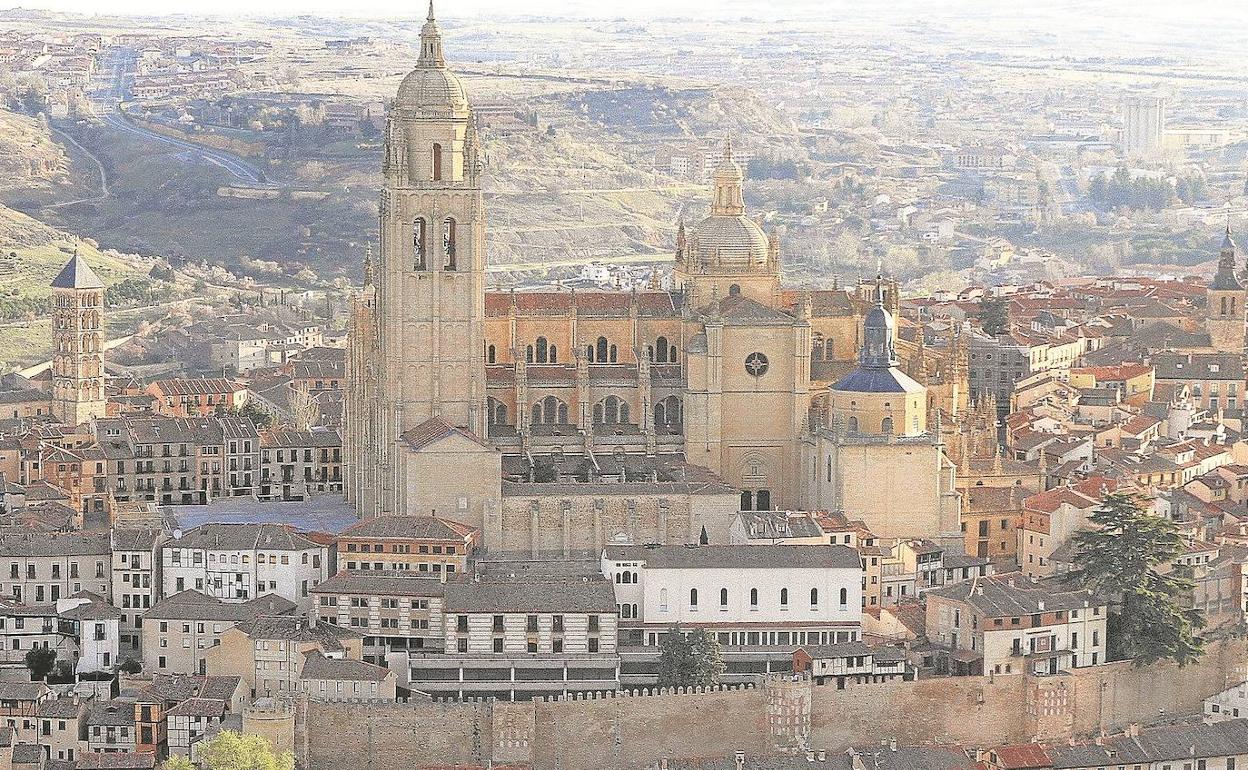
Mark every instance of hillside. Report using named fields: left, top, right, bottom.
left=0, top=108, right=67, bottom=194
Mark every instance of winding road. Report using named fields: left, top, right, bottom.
left=87, top=47, right=275, bottom=187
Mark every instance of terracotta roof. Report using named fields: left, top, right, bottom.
left=400, top=417, right=492, bottom=452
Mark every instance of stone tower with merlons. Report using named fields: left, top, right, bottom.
left=50, top=252, right=107, bottom=427
left=371, top=0, right=487, bottom=514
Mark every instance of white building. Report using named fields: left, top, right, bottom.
left=162, top=524, right=328, bottom=611
left=56, top=592, right=121, bottom=674
left=1207, top=682, right=1248, bottom=721
left=601, top=544, right=863, bottom=648
left=111, top=527, right=164, bottom=660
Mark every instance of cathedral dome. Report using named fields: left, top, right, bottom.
left=692, top=215, right=770, bottom=266
left=690, top=138, right=770, bottom=267
left=395, top=67, right=469, bottom=116
left=393, top=2, right=468, bottom=117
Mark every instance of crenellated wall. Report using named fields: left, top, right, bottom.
left=300, top=639, right=1248, bottom=770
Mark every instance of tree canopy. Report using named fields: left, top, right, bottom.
left=1065, top=491, right=1204, bottom=667
left=164, top=731, right=294, bottom=770
left=24, top=647, right=56, bottom=680
left=656, top=626, right=725, bottom=688
left=978, top=297, right=1010, bottom=336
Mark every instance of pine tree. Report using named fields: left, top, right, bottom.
left=978, top=298, right=1009, bottom=336
left=688, top=629, right=726, bottom=687
left=1065, top=492, right=1204, bottom=667
left=656, top=626, right=695, bottom=688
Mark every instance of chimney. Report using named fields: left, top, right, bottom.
left=818, top=750, right=827, bottom=762
left=1126, top=723, right=1139, bottom=738
left=807, top=751, right=817, bottom=762
left=889, top=739, right=897, bottom=752
left=1037, top=600, right=1045, bottom=611
left=660, top=760, right=668, bottom=770
left=735, top=751, right=746, bottom=770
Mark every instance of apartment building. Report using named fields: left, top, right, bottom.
left=258, top=427, right=342, bottom=501
left=142, top=590, right=295, bottom=675
left=0, top=599, right=77, bottom=668
left=336, top=515, right=479, bottom=575
left=311, top=572, right=446, bottom=665
left=205, top=616, right=363, bottom=698
left=110, top=527, right=164, bottom=658
left=145, top=378, right=247, bottom=418
left=165, top=698, right=227, bottom=758
left=299, top=651, right=397, bottom=701
left=161, top=523, right=329, bottom=611
left=1046, top=719, right=1248, bottom=770
left=36, top=696, right=88, bottom=763
left=926, top=572, right=1108, bottom=676
left=792, top=641, right=913, bottom=685
left=1152, top=352, right=1244, bottom=413
left=95, top=416, right=260, bottom=505
left=0, top=681, right=51, bottom=742
left=1019, top=483, right=1104, bottom=577
left=409, top=577, right=619, bottom=701
left=57, top=592, right=122, bottom=674
left=86, top=700, right=137, bottom=753
left=0, top=532, right=111, bottom=606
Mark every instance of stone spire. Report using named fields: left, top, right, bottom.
left=417, top=0, right=445, bottom=68
left=1213, top=223, right=1242, bottom=290
left=709, top=137, right=745, bottom=216
left=363, top=242, right=375, bottom=287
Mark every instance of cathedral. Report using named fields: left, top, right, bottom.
left=344, top=6, right=967, bottom=549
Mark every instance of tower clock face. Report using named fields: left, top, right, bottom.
left=745, top=352, right=769, bottom=378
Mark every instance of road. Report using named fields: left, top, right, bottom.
left=42, top=125, right=110, bottom=208
left=87, top=47, right=275, bottom=187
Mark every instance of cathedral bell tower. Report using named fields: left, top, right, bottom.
left=1206, top=226, right=1245, bottom=354
left=377, top=0, right=487, bottom=439
left=51, top=253, right=107, bottom=427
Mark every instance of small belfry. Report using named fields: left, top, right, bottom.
left=50, top=250, right=108, bottom=427
left=1205, top=224, right=1245, bottom=354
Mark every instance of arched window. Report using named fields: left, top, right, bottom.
left=413, top=218, right=426, bottom=270
left=486, top=396, right=506, bottom=426
left=660, top=588, right=668, bottom=609
left=740, top=491, right=753, bottom=511
left=719, top=588, right=728, bottom=607
left=756, top=489, right=771, bottom=511
left=432, top=142, right=442, bottom=181
left=654, top=396, right=682, bottom=429
left=486, top=344, right=496, bottom=364
left=810, top=588, right=819, bottom=607
left=656, top=336, right=669, bottom=363
left=839, top=588, right=848, bottom=606
left=609, top=344, right=618, bottom=362
left=536, top=337, right=548, bottom=363
left=596, top=336, right=608, bottom=363
left=669, top=344, right=677, bottom=362
left=487, top=397, right=507, bottom=426
left=595, top=396, right=631, bottom=425
left=882, top=416, right=894, bottom=434
left=1222, top=296, right=1229, bottom=315
left=812, top=333, right=824, bottom=361
left=750, top=588, right=758, bottom=607
left=532, top=396, right=570, bottom=424
left=442, top=217, right=456, bottom=270
left=780, top=588, right=788, bottom=606
left=549, top=345, right=557, bottom=363
left=825, top=455, right=832, bottom=482
left=646, top=345, right=654, bottom=362
left=847, top=416, right=859, bottom=432
left=690, top=588, right=698, bottom=608
left=525, top=345, right=534, bottom=363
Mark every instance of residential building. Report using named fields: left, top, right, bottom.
left=335, top=515, right=479, bottom=575
left=0, top=532, right=111, bottom=606
left=110, top=527, right=164, bottom=659
left=298, top=651, right=397, bottom=701
left=161, top=523, right=328, bottom=611
left=791, top=641, right=914, bottom=685
left=311, top=572, right=445, bottom=665
left=204, top=616, right=363, bottom=698
left=926, top=572, right=1109, bottom=676
left=142, top=590, right=295, bottom=675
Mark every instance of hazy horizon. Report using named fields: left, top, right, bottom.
left=2, top=0, right=1247, bottom=26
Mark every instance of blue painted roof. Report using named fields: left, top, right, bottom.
left=831, top=366, right=924, bottom=394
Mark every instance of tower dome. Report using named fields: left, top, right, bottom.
left=691, top=138, right=769, bottom=267
left=394, top=1, right=469, bottom=118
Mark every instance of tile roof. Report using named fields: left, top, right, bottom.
left=75, top=752, right=157, bottom=770
left=603, top=543, right=861, bottom=570
left=236, top=616, right=361, bottom=646
left=51, top=254, right=104, bottom=290
left=929, top=572, right=1102, bottom=616
left=341, top=515, right=477, bottom=541
left=169, top=523, right=322, bottom=552
left=442, top=578, right=617, bottom=614
left=1048, top=719, right=1248, bottom=768
left=164, top=697, right=226, bottom=718
left=400, top=417, right=493, bottom=452
left=300, top=651, right=391, bottom=682
left=0, top=532, right=110, bottom=557
left=145, top=590, right=295, bottom=622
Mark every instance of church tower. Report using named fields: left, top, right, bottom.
left=50, top=253, right=107, bottom=427
left=1207, top=226, right=1245, bottom=353
left=361, top=1, right=488, bottom=516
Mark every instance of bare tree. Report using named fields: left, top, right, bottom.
left=288, top=382, right=319, bottom=431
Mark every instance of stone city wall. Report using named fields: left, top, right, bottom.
left=300, top=639, right=1248, bottom=770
